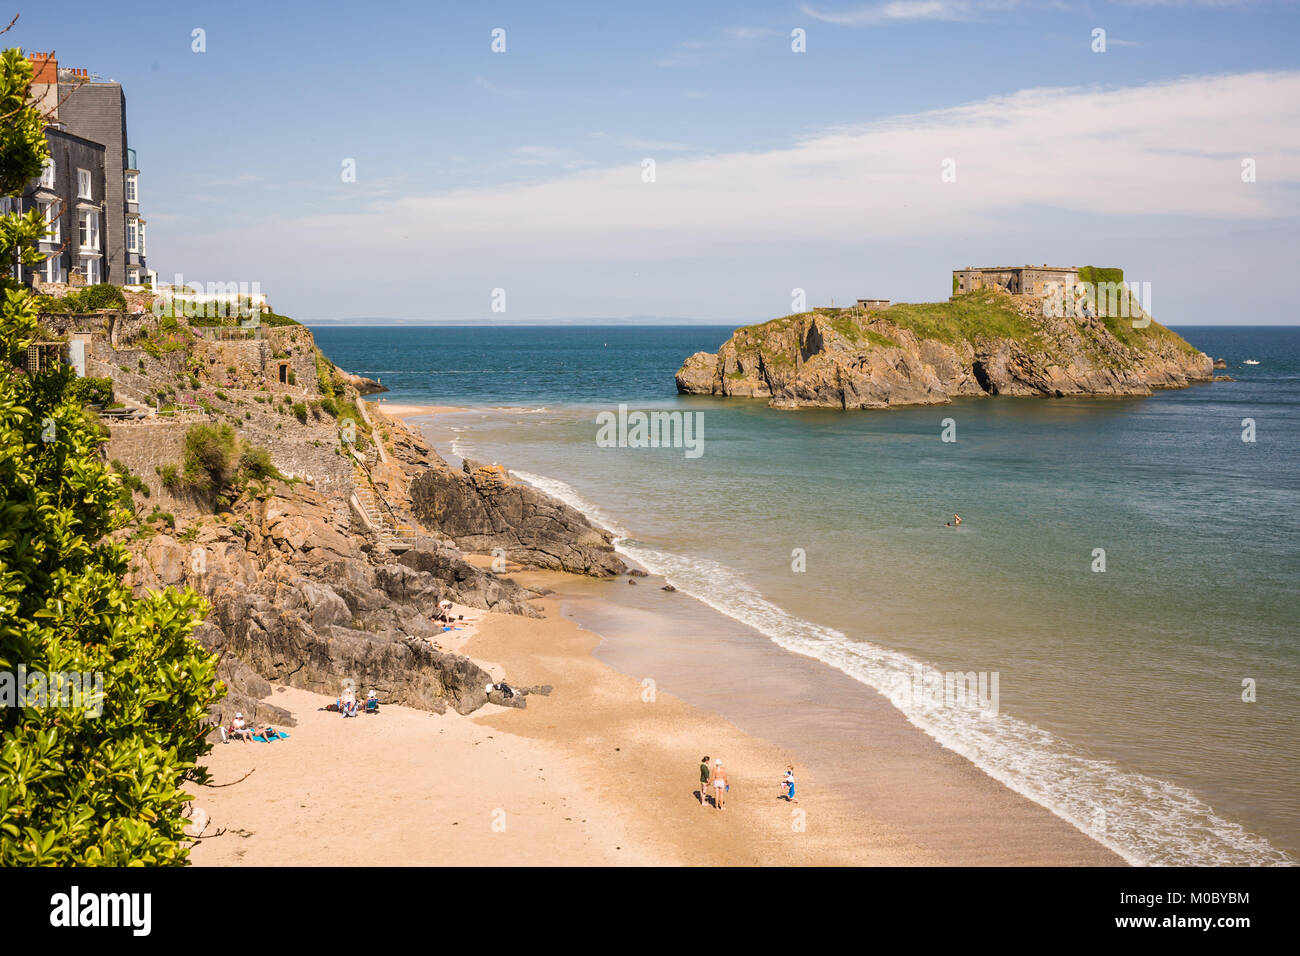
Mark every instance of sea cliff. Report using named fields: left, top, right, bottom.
left=37, top=306, right=622, bottom=726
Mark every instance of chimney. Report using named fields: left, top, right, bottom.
left=28, top=52, right=59, bottom=121
left=28, top=51, right=57, bottom=84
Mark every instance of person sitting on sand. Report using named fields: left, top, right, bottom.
left=713, top=759, right=728, bottom=811
left=340, top=687, right=358, bottom=718
left=699, top=755, right=712, bottom=807
left=229, top=712, right=255, bottom=742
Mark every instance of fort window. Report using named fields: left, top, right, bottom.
left=278, top=362, right=289, bottom=385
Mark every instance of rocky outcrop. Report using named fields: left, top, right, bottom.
left=335, top=367, right=387, bottom=395
left=676, top=290, right=1213, bottom=410
left=103, top=311, right=623, bottom=723
left=408, top=460, right=625, bottom=576
left=127, top=484, right=539, bottom=719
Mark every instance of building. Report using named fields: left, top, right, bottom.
left=952, top=265, right=1079, bottom=297
left=21, top=52, right=149, bottom=287
left=23, top=127, right=106, bottom=285
left=856, top=298, right=890, bottom=310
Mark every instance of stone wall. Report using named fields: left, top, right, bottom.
left=264, top=325, right=320, bottom=394
left=103, top=420, right=196, bottom=514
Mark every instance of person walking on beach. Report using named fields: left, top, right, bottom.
left=699, top=755, right=712, bottom=807
left=781, top=766, right=797, bottom=803
left=713, top=759, right=728, bottom=811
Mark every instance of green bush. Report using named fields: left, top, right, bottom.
left=292, top=402, right=307, bottom=423
left=66, top=376, right=113, bottom=407
left=1078, top=266, right=1124, bottom=288
left=238, top=444, right=283, bottom=482
left=145, top=507, right=175, bottom=529
left=78, top=283, right=128, bottom=311
left=179, top=423, right=239, bottom=499
left=46, top=283, right=128, bottom=314
left=318, top=397, right=338, bottom=417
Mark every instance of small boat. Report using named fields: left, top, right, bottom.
left=1243, top=359, right=1260, bottom=365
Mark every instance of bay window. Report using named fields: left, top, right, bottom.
left=78, top=210, right=99, bottom=250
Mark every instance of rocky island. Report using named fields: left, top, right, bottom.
left=676, top=279, right=1213, bottom=410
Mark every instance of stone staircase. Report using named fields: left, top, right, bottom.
left=350, top=462, right=417, bottom=553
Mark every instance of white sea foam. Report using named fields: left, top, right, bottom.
left=510, top=467, right=1295, bottom=868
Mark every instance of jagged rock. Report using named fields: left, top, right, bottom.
left=408, top=460, right=625, bottom=576
left=1213, top=375, right=1236, bottom=381
left=335, top=367, right=387, bottom=395
left=662, top=584, right=677, bottom=592
left=396, top=546, right=541, bottom=616
left=1213, top=358, right=1228, bottom=369
left=487, top=688, right=527, bottom=709
left=677, top=291, right=1213, bottom=410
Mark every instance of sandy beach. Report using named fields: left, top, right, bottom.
left=189, top=570, right=1121, bottom=866
left=368, top=401, right=464, bottom=420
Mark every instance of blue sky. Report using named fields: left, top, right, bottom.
left=16, top=0, right=1300, bottom=323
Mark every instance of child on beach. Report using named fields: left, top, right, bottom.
left=782, top=766, right=797, bottom=803
left=713, top=759, right=728, bottom=810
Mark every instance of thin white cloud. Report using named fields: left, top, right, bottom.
left=654, top=25, right=780, bottom=67
left=287, top=71, right=1299, bottom=248
left=800, top=1, right=978, bottom=25
left=178, top=71, right=1300, bottom=319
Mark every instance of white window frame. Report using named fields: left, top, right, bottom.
left=79, top=256, right=100, bottom=285
left=125, top=171, right=138, bottom=203
left=39, top=158, right=55, bottom=189
left=78, top=210, right=100, bottom=251
left=39, top=201, right=59, bottom=242
left=77, top=167, right=92, bottom=199
left=44, top=254, right=65, bottom=284
left=126, top=268, right=140, bottom=285
left=126, top=218, right=138, bottom=253
left=138, top=221, right=146, bottom=256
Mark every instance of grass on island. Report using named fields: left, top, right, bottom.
left=738, top=288, right=1199, bottom=358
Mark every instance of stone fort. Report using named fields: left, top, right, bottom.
left=953, top=265, right=1080, bottom=297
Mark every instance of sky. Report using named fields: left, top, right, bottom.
left=15, top=0, right=1300, bottom=324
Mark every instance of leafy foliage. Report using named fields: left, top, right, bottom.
left=41, top=283, right=128, bottom=314
left=0, top=48, right=223, bottom=865
left=67, top=375, right=113, bottom=407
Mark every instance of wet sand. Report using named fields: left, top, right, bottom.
left=190, top=576, right=1120, bottom=865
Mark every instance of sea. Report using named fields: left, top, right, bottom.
left=312, top=324, right=1300, bottom=866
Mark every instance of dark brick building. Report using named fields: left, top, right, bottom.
left=22, top=52, right=149, bottom=287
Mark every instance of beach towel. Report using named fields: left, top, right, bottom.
left=251, top=732, right=290, bottom=742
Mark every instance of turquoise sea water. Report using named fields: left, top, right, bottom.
left=314, top=324, right=1300, bottom=866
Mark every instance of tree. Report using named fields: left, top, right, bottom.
left=0, top=45, right=224, bottom=865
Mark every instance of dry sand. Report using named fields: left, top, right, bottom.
left=189, top=572, right=1120, bottom=866
left=367, top=401, right=463, bottom=420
